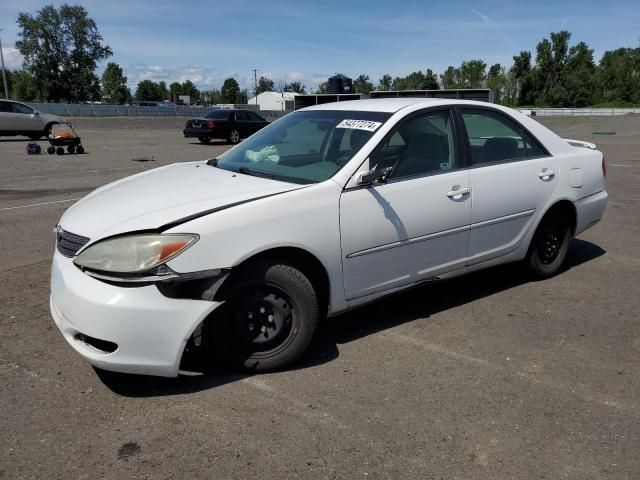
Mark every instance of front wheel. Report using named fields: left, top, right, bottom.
left=228, top=129, right=240, bottom=144
left=525, top=212, right=571, bottom=279
left=210, top=262, right=319, bottom=371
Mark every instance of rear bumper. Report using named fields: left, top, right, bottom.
left=574, top=189, right=608, bottom=235
left=183, top=128, right=226, bottom=139
left=50, top=251, right=221, bottom=377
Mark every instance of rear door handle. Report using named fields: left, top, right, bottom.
left=538, top=170, right=555, bottom=180
left=447, top=187, right=470, bottom=198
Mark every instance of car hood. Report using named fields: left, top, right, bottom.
left=59, top=162, right=300, bottom=241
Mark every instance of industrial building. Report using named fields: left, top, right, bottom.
left=247, top=91, right=299, bottom=111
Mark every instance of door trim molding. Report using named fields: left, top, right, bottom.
left=470, top=209, right=535, bottom=230
left=346, top=224, right=469, bottom=258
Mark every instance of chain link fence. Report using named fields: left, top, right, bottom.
left=25, top=102, right=291, bottom=121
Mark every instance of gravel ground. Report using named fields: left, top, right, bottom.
left=0, top=115, right=638, bottom=479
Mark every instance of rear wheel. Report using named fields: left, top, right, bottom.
left=526, top=212, right=571, bottom=278
left=56, top=147, right=64, bottom=155
left=198, top=136, right=211, bottom=144
left=209, top=262, right=319, bottom=371
left=228, top=129, right=240, bottom=144
left=67, top=145, right=76, bottom=154
left=47, top=146, right=55, bottom=155
left=76, top=145, right=85, bottom=154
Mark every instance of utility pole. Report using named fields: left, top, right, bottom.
left=252, top=69, right=258, bottom=105
left=0, top=29, right=9, bottom=100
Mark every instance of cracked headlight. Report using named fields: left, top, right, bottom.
left=73, top=233, right=198, bottom=274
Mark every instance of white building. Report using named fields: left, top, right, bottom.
left=247, top=91, right=299, bottom=111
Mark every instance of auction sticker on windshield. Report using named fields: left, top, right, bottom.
left=336, top=119, right=382, bottom=132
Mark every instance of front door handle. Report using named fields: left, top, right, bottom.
left=447, top=187, right=470, bottom=199
left=538, top=169, right=555, bottom=180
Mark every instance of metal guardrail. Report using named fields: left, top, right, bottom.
left=530, top=108, right=640, bottom=117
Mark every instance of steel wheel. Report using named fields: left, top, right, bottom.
left=233, top=286, right=297, bottom=358
left=537, top=224, right=563, bottom=266
left=526, top=211, right=571, bottom=279
left=208, top=262, right=319, bottom=371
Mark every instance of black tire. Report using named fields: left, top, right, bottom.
left=56, top=147, right=64, bottom=155
left=67, top=145, right=76, bottom=154
left=76, top=145, right=85, bottom=154
left=228, top=129, right=240, bottom=144
left=198, top=136, right=211, bottom=144
left=525, top=211, right=572, bottom=279
left=210, top=261, right=319, bottom=372
left=47, top=146, right=55, bottom=155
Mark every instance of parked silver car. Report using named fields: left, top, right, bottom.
left=0, top=100, right=68, bottom=139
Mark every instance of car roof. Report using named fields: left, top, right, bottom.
left=301, top=98, right=495, bottom=113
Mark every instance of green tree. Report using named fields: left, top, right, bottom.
left=135, top=80, right=163, bottom=100
left=486, top=64, right=506, bottom=104
left=157, top=81, right=168, bottom=100
left=201, top=88, right=222, bottom=105
left=459, top=60, right=487, bottom=88
left=16, top=4, right=112, bottom=102
left=180, top=80, right=199, bottom=100
left=423, top=69, right=439, bottom=89
left=100, top=62, right=131, bottom=104
left=256, top=76, right=274, bottom=95
left=597, top=48, right=640, bottom=104
left=10, top=70, right=39, bottom=101
left=378, top=74, right=392, bottom=91
left=169, top=82, right=182, bottom=94
left=314, top=82, right=328, bottom=94
left=353, top=74, right=374, bottom=94
left=221, top=77, right=240, bottom=103
left=235, top=89, right=249, bottom=104
left=283, top=81, right=306, bottom=94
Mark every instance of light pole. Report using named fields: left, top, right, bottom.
left=0, top=29, right=9, bottom=99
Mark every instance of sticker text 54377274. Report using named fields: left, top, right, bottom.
left=336, top=119, right=383, bottom=132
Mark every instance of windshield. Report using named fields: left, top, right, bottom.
left=204, top=110, right=230, bottom=119
left=216, top=110, right=391, bottom=184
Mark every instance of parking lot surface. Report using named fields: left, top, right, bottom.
left=1, top=115, right=639, bottom=479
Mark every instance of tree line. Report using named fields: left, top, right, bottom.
left=3, top=4, right=639, bottom=108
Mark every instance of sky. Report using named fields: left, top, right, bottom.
left=0, top=0, right=639, bottom=92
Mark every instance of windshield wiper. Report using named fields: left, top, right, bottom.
left=237, top=167, right=274, bottom=179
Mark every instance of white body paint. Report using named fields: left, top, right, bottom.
left=50, top=99, right=608, bottom=376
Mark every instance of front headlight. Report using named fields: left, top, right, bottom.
left=73, top=233, right=198, bottom=274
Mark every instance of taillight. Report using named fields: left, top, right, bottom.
left=207, top=121, right=215, bottom=128
left=602, top=156, right=606, bottom=178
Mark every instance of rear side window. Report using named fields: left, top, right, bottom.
left=461, top=109, right=538, bottom=165
left=0, top=102, right=11, bottom=112
left=247, top=111, right=263, bottom=121
left=235, top=111, right=250, bottom=121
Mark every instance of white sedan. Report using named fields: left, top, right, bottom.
left=50, top=99, right=608, bottom=376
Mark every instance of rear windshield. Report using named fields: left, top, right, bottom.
left=204, top=110, right=231, bottom=119
left=216, top=110, right=392, bottom=184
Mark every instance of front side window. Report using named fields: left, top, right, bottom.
left=370, top=109, right=458, bottom=180
left=216, top=110, right=391, bottom=184
left=461, top=109, right=536, bottom=164
left=248, top=111, right=263, bottom=121
left=12, top=103, right=33, bottom=114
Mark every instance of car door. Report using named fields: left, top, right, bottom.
left=12, top=102, right=42, bottom=132
left=339, top=108, right=472, bottom=301
left=247, top=111, right=266, bottom=134
left=234, top=111, right=251, bottom=138
left=459, top=107, right=559, bottom=265
left=0, top=101, right=13, bottom=131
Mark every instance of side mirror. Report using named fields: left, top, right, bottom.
left=32, top=110, right=40, bottom=117
left=357, top=165, right=392, bottom=185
